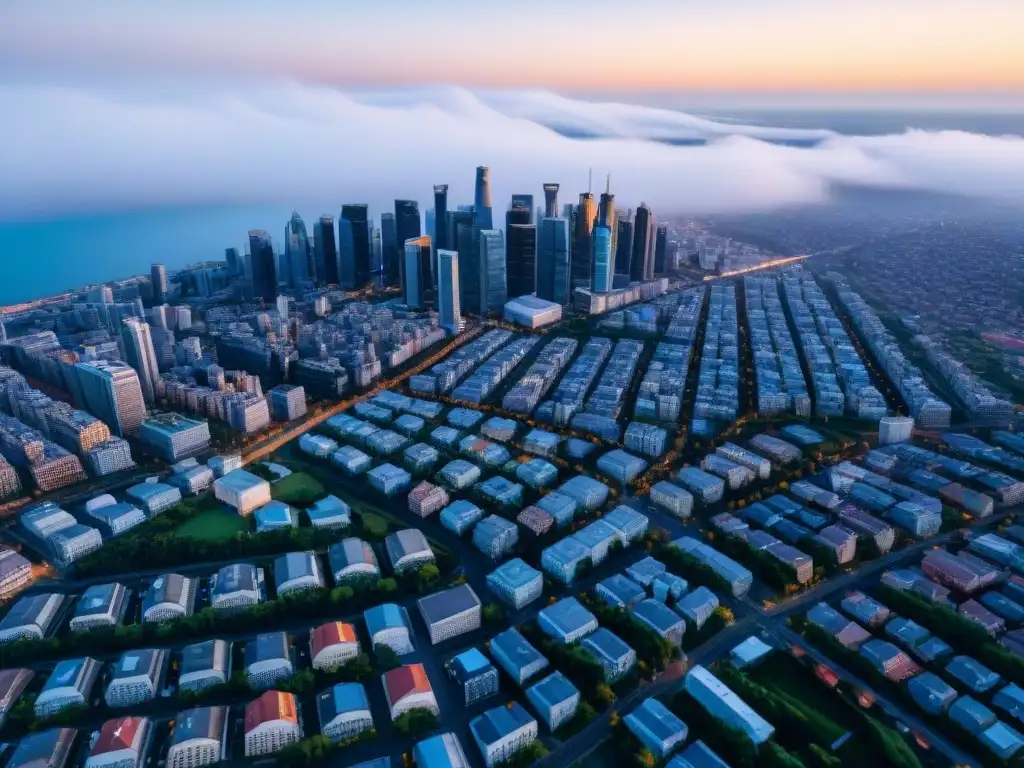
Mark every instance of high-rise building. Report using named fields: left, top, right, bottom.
left=630, top=203, right=655, bottom=282
left=433, top=185, right=449, bottom=252
left=438, top=250, right=462, bottom=334
left=474, top=167, right=493, bottom=231
left=121, top=319, right=160, bottom=405
left=225, top=248, right=241, bottom=277
left=616, top=213, right=634, bottom=278
left=571, top=193, right=597, bottom=290
left=403, top=236, right=432, bottom=309
left=150, top=264, right=168, bottom=304
left=598, top=182, right=618, bottom=268
left=313, top=216, right=338, bottom=285
left=448, top=209, right=476, bottom=315
left=338, top=204, right=372, bottom=290
left=75, top=360, right=147, bottom=437
left=247, top=230, right=277, bottom=302
left=510, top=195, right=533, bottom=224
left=654, top=223, right=668, bottom=275
left=537, top=218, right=570, bottom=305
left=283, top=212, right=309, bottom=287
left=591, top=224, right=614, bottom=293
left=381, top=213, right=399, bottom=287
left=479, top=230, right=507, bottom=313
left=395, top=201, right=421, bottom=295
left=543, top=184, right=559, bottom=219
left=506, top=224, right=536, bottom=299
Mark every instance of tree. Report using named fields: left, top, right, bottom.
left=483, top=602, right=507, bottom=628
left=392, top=708, right=438, bottom=738
left=595, top=684, right=615, bottom=706
left=374, top=643, right=401, bottom=671
left=634, top=748, right=657, bottom=768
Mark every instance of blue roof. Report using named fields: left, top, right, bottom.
left=490, top=629, right=548, bottom=675
left=364, top=603, right=405, bottom=635
left=539, top=597, right=596, bottom=638
left=452, top=648, right=492, bottom=678
left=414, top=734, right=468, bottom=768
left=634, top=599, right=685, bottom=632
left=489, top=558, right=542, bottom=589
left=255, top=501, right=295, bottom=525
left=471, top=701, right=536, bottom=745
left=527, top=671, right=578, bottom=710
left=582, top=628, right=634, bottom=662
left=575, top=520, right=618, bottom=548
left=625, top=698, right=687, bottom=748
left=318, top=682, right=370, bottom=722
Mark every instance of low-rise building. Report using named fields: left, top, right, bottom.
left=244, top=690, right=301, bottom=757
left=947, top=655, right=1002, bottom=694
left=105, top=648, right=167, bottom=708
left=0, top=592, right=65, bottom=643
left=179, top=639, right=231, bottom=693
left=408, top=481, right=449, bottom=518
left=540, top=536, right=591, bottom=585
left=489, top=628, right=549, bottom=685
left=386, top=528, right=435, bottom=573
left=305, top=495, right=351, bottom=529
left=526, top=671, right=579, bottom=732
left=255, top=500, right=298, bottom=532
left=310, top=622, right=360, bottom=671
left=414, top=733, right=471, bottom=768
left=581, top=628, right=637, bottom=682
left=85, top=716, right=152, bottom=768
left=650, top=481, right=694, bottom=518
left=273, top=551, right=323, bottom=595
left=487, top=558, right=543, bottom=609
left=860, top=639, right=920, bottom=682
left=317, top=683, right=374, bottom=742
left=142, top=573, right=195, bottom=622
left=384, top=663, right=438, bottom=719
left=368, top=463, right=412, bottom=495
left=245, top=632, right=293, bottom=689
left=625, top=697, right=688, bottom=758
left=473, top=515, right=519, bottom=561
left=329, top=538, right=380, bottom=584
left=684, top=665, right=774, bottom=745
left=48, top=524, right=103, bottom=568
left=35, top=657, right=100, bottom=717
left=214, top=470, right=271, bottom=515
left=166, top=706, right=229, bottom=768
left=450, top=647, right=499, bottom=706
left=597, top=574, right=647, bottom=608
left=365, top=603, right=413, bottom=655
left=677, top=587, right=719, bottom=630
left=70, top=582, right=129, bottom=632
left=907, top=671, right=958, bottom=715
left=85, top=502, right=146, bottom=538
left=539, top=597, right=598, bottom=644
left=633, top=599, right=687, bottom=646
left=210, top=563, right=264, bottom=610
left=125, top=481, right=181, bottom=516
left=139, top=413, right=211, bottom=462
left=470, top=701, right=538, bottom=768
left=418, top=584, right=482, bottom=645
left=7, top=728, right=76, bottom=768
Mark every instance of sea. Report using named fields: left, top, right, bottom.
left=1, top=108, right=1022, bottom=307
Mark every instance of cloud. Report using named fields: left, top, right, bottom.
left=1, top=80, right=1023, bottom=223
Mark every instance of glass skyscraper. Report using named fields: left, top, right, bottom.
left=313, top=216, right=338, bottom=285
left=381, top=213, right=398, bottom=286
left=247, top=230, right=278, bottom=302
left=571, top=193, right=597, bottom=290
left=339, top=204, right=372, bottom=290
left=284, top=212, right=310, bottom=287
left=433, top=185, right=449, bottom=251
left=537, top=217, right=570, bottom=305
left=630, top=203, right=655, bottom=282
left=479, top=229, right=507, bottom=314
left=654, top=223, right=669, bottom=274
left=150, top=263, right=168, bottom=304
left=448, top=209, right=477, bottom=315
left=395, top=200, right=421, bottom=295
left=120, top=318, right=160, bottom=405
left=505, top=223, right=536, bottom=298
left=403, top=236, right=433, bottom=309
left=438, top=249, right=462, bottom=334
left=543, top=184, right=559, bottom=219
left=591, top=224, right=614, bottom=293
left=75, top=359, right=147, bottom=437
left=616, top=213, right=634, bottom=279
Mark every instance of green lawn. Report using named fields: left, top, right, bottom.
left=174, top=507, right=248, bottom=542
left=270, top=471, right=326, bottom=506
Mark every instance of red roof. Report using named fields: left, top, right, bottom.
left=92, top=717, right=146, bottom=755
left=383, top=663, right=431, bottom=706
left=310, top=622, right=358, bottom=659
left=244, top=690, right=298, bottom=733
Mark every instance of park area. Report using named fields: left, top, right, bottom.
left=173, top=506, right=248, bottom=542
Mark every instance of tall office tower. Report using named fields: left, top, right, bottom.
left=437, top=249, right=462, bottom=334
left=120, top=318, right=160, bottom=404
left=537, top=217, right=571, bottom=305
left=337, top=204, right=372, bottom=290
left=598, top=182, right=618, bottom=272
left=381, top=213, right=399, bottom=286
left=247, top=230, right=278, bottom=302
left=630, top=203, right=655, bottom=282
left=225, top=248, right=241, bottom=277
left=75, top=359, right=147, bottom=437
left=571, top=193, right=597, bottom=290
left=479, top=229, right=507, bottom=313
left=395, top=200, right=421, bottom=295
left=616, top=212, right=634, bottom=278
left=403, top=236, right=432, bottom=309
left=372, top=226, right=382, bottom=281
left=433, top=185, right=449, bottom=252
left=654, top=223, right=669, bottom=275
left=313, top=216, right=338, bottom=285
left=283, top=212, right=310, bottom=287
left=474, top=167, right=493, bottom=231
left=505, top=224, right=536, bottom=298
left=150, top=326, right=176, bottom=372
left=591, top=224, right=614, bottom=293
left=448, top=209, right=477, bottom=314
left=510, top=195, right=534, bottom=223
left=425, top=208, right=435, bottom=258
left=150, top=264, right=168, bottom=304
left=543, top=184, right=559, bottom=218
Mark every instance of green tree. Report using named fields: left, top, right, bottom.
left=392, top=708, right=439, bottom=738
left=374, top=643, right=402, bottom=671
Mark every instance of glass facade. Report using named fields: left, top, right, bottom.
left=537, top=218, right=570, bottom=305
left=438, top=249, right=462, bottom=333
left=479, top=229, right=507, bottom=313
left=591, top=224, right=613, bottom=293
left=505, top=224, right=536, bottom=299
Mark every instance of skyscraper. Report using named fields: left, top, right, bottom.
left=510, top=195, right=533, bottom=223
left=121, top=318, right=160, bottom=405
left=537, top=217, right=570, bottom=305
left=506, top=224, right=536, bottom=298
left=571, top=193, right=597, bottom=290
left=438, top=249, right=462, bottom=334
left=598, top=180, right=618, bottom=271
left=337, top=204, right=372, bottom=290
left=474, top=167, right=493, bottom=231
left=150, top=264, right=168, bottom=304
left=225, top=248, right=241, bottom=277
left=479, top=229, right=507, bottom=314
left=543, top=184, right=559, bottom=219
left=630, top=203, right=655, bottom=282
left=403, top=236, right=432, bottom=309
left=448, top=209, right=477, bottom=314
left=313, top=216, right=338, bottom=285
left=433, top=185, right=449, bottom=252
left=616, top=212, right=634, bottom=279
left=654, top=223, right=669, bottom=275
left=284, top=212, right=309, bottom=287
left=395, top=200, right=421, bottom=295
left=381, top=213, right=398, bottom=286
left=247, top=230, right=278, bottom=302
left=591, top=224, right=614, bottom=293
left=75, top=359, right=147, bottom=437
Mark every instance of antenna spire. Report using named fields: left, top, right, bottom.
left=588, top=168, right=592, bottom=194
left=606, top=172, right=611, bottom=194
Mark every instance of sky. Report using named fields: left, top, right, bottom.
left=2, top=0, right=1024, bottom=100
